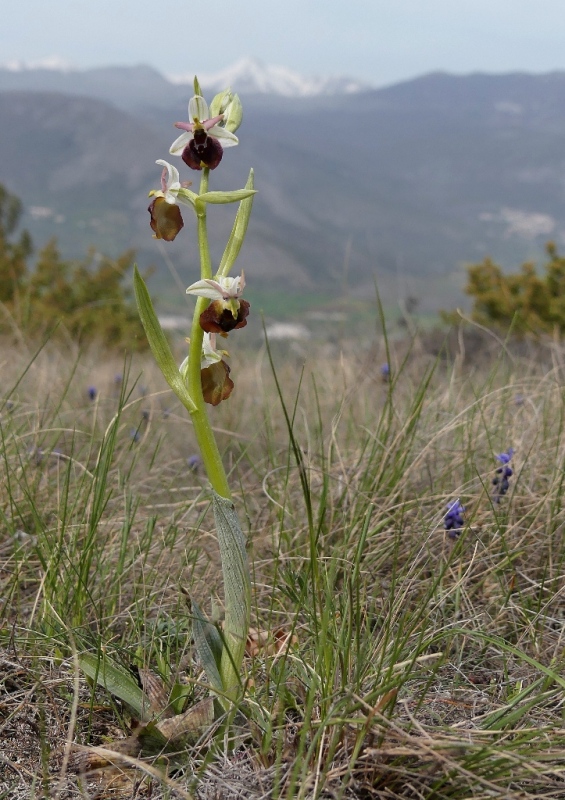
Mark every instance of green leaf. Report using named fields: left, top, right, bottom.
left=133, top=266, right=196, bottom=413
left=170, top=680, right=192, bottom=715
left=212, top=491, right=251, bottom=698
left=176, top=187, right=198, bottom=207
left=198, top=189, right=256, bottom=205
left=219, top=170, right=255, bottom=276
left=191, top=598, right=223, bottom=694
left=193, top=76, right=202, bottom=96
left=79, top=652, right=148, bottom=721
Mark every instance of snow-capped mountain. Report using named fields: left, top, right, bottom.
left=168, top=57, right=372, bottom=97
left=0, top=55, right=371, bottom=98
left=3, top=55, right=74, bottom=72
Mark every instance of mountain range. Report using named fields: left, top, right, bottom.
left=1, top=63, right=564, bottom=311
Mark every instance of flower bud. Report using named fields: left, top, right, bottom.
left=210, top=89, right=243, bottom=134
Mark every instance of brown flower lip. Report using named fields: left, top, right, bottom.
left=199, top=299, right=250, bottom=334
left=182, top=129, right=224, bottom=171
left=148, top=196, right=184, bottom=241
left=201, top=360, right=234, bottom=406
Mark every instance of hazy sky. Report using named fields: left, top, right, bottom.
left=3, top=0, right=565, bottom=85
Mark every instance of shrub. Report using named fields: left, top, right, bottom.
left=454, top=242, right=565, bottom=335
left=0, top=185, right=148, bottom=349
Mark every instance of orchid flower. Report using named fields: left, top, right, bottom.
left=186, top=274, right=250, bottom=333
left=170, top=95, right=239, bottom=171
left=148, top=159, right=194, bottom=241
left=180, top=333, right=234, bottom=406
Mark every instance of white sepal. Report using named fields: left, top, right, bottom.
left=169, top=132, right=192, bottom=156
left=189, top=95, right=210, bottom=122
left=206, top=125, right=239, bottom=147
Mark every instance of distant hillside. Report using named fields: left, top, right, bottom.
left=1, top=69, right=565, bottom=310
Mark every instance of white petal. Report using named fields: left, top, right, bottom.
left=186, top=279, right=225, bottom=300
left=169, top=132, right=192, bottom=155
left=156, top=159, right=180, bottom=190
left=201, top=332, right=221, bottom=367
left=189, top=95, right=210, bottom=122
left=207, top=125, right=239, bottom=148
left=164, top=182, right=181, bottom=203
left=220, top=275, right=244, bottom=296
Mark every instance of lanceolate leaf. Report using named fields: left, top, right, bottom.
left=212, top=491, right=251, bottom=697
left=79, top=652, right=148, bottom=721
left=191, top=598, right=223, bottom=694
left=219, top=170, right=255, bottom=277
left=133, top=266, right=196, bottom=413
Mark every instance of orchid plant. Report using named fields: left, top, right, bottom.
left=139, top=76, right=255, bottom=706
left=81, top=78, right=255, bottom=728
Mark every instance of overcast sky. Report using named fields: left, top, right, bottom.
left=3, top=0, right=565, bottom=86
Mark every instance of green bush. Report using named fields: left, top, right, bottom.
left=0, top=185, right=148, bottom=349
left=453, top=242, right=565, bottom=335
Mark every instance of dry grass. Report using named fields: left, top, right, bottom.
left=2, top=330, right=565, bottom=798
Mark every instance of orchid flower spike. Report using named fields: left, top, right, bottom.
left=170, top=94, right=239, bottom=170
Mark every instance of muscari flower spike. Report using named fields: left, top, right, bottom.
left=493, top=447, right=514, bottom=503
left=186, top=273, right=250, bottom=334
left=180, top=333, right=234, bottom=406
left=148, top=160, right=193, bottom=241
left=444, top=499, right=465, bottom=539
left=170, top=94, right=239, bottom=171
left=187, top=454, right=201, bottom=472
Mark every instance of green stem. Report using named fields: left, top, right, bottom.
left=196, top=169, right=212, bottom=279
left=187, top=167, right=250, bottom=703
left=187, top=297, right=231, bottom=499
left=187, top=167, right=230, bottom=499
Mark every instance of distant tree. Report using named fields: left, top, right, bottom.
left=0, top=185, right=32, bottom=303
left=0, top=185, right=148, bottom=349
left=26, top=240, right=145, bottom=347
left=447, top=243, right=565, bottom=335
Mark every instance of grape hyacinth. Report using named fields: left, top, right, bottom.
left=444, top=499, right=465, bottom=539
left=493, top=448, right=514, bottom=503
left=187, top=454, right=201, bottom=472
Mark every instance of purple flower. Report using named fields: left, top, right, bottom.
left=87, top=386, right=97, bottom=401
left=130, top=428, right=141, bottom=443
left=444, top=499, right=465, bottom=539
left=380, top=363, right=390, bottom=381
left=493, top=448, right=514, bottom=503
left=187, top=455, right=201, bottom=472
